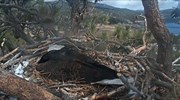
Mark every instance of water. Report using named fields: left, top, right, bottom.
left=166, top=23, right=180, bottom=36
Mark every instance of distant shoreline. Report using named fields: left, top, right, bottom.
left=166, top=23, right=180, bottom=36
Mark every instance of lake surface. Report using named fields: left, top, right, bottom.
left=166, top=23, right=180, bottom=36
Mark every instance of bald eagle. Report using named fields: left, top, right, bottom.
left=36, top=45, right=118, bottom=83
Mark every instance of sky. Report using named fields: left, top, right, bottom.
left=44, top=0, right=179, bottom=10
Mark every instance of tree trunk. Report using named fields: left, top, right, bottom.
left=0, top=72, right=61, bottom=100
left=142, top=0, right=173, bottom=76
left=71, top=15, right=80, bottom=35
left=71, top=3, right=81, bottom=35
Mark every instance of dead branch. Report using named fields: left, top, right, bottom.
left=1, top=52, right=43, bottom=70
left=151, top=79, right=173, bottom=90
left=107, top=86, right=126, bottom=96
left=151, top=69, right=176, bottom=84
left=173, top=64, right=180, bottom=67
left=172, top=56, right=180, bottom=65
left=89, top=86, right=126, bottom=100
left=130, top=15, right=148, bottom=55
left=0, top=47, right=19, bottom=62
left=118, top=73, right=144, bottom=97
left=25, top=37, right=63, bottom=50
left=4, top=52, right=21, bottom=65
left=49, top=84, right=77, bottom=88
left=145, top=58, right=176, bottom=84
left=134, top=59, right=145, bottom=72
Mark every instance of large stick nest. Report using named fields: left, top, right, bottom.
left=0, top=37, right=179, bottom=100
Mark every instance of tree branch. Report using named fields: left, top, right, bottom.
left=0, top=71, right=61, bottom=100
left=0, top=3, right=37, bottom=15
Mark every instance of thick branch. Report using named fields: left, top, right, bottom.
left=141, top=0, right=171, bottom=43
left=142, top=0, right=173, bottom=76
left=0, top=72, right=61, bottom=100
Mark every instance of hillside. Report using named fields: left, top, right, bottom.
left=95, top=3, right=179, bottom=24
left=96, top=4, right=141, bottom=24
left=56, top=1, right=141, bottom=24
left=53, top=0, right=179, bottom=24
left=161, top=9, right=180, bottom=23
left=95, top=3, right=141, bottom=24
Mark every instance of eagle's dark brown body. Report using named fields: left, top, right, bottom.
left=36, top=46, right=118, bottom=83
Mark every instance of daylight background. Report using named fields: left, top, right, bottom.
left=45, top=0, right=179, bottom=10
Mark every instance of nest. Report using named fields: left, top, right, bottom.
left=0, top=37, right=179, bottom=100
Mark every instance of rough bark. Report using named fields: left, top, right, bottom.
left=0, top=72, right=61, bottom=100
left=70, top=0, right=81, bottom=35
left=71, top=14, right=81, bottom=35
left=142, top=0, right=173, bottom=76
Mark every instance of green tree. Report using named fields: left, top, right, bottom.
left=0, top=0, right=62, bottom=43
left=65, top=0, right=101, bottom=35
left=0, top=0, right=36, bottom=44
left=35, top=1, right=61, bottom=39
